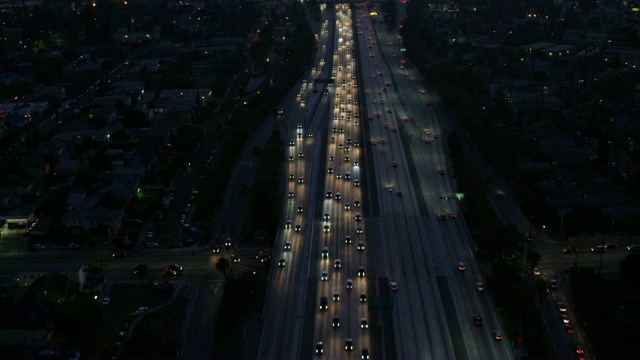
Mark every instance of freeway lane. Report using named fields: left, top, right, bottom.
left=355, top=7, right=515, bottom=360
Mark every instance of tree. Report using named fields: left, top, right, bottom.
left=620, top=253, right=640, bottom=295
left=134, top=264, right=150, bottom=306
left=216, top=257, right=230, bottom=276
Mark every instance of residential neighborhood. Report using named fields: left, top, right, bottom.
left=0, top=0, right=638, bottom=358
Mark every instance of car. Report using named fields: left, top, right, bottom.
left=355, top=214, right=362, bottom=221
left=295, top=224, right=302, bottom=232
left=392, top=160, right=398, bottom=167
left=335, top=192, right=341, bottom=200
left=533, top=267, right=540, bottom=275
left=284, top=242, right=291, bottom=251
left=565, top=324, right=575, bottom=334
left=322, top=247, right=329, bottom=258
left=323, top=212, right=330, bottom=220
left=112, top=251, right=128, bottom=258
left=323, top=225, right=330, bottom=232
left=354, top=200, right=361, bottom=207
left=326, top=191, right=332, bottom=199
left=298, top=177, right=304, bottom=183
left=389, top=281, right=398, bottom=291
left=344, top=203, right=351, bottom=210
left=336, top=172, right=342, bottom=179
left=334, top=259, right=342, bottom=269
left=333, top=292, right=340, bottom=302
left=288, top=191, right=294, bottom=197
left=360, top=293, right=367, bottom=303
left=332, top=316, right=341, bottom=328
left=361, top=348, right=370, bottom=359
left=354, top=160, right=360, bottom=166
left=354, top=179, right=360, bottom=186
left=166, top=264, right=183, bottom=273
left=550, top=279, right=559, bottom=289
left=563, top=246, right=578, bottom=254
left=473, top=314, right=484, bottom=326
left=278, top=258, right=285, bottom=267
left=241, top=267, right=258, bottom=276
left=450, top=213, right=458, bottom=219
left=69, top=351, right=81, bottom=360
left=345, top=172, right=351, bottom=179
left=591, top=245, right=606, bottom=253
left=357, top=240, right=365, bottom=251
left=439, top=168, right=446, bottom=175
left=231, top=255, right=240, bottom=263
left=297, top=206, right=303, bottom=213
left=356, top=226, right=363, bottom=234
left=345, top=339, right=354, bottom=351
left=315, top=341, right=324, bottom=354
left=133, top=306, right=149, bottom=315
left=357, top=266, right=365, bottom=277
left=493, top=330, right=504, bottom=341
left=144, top=242, right=159, bottom=248
left=346, top=279, right=353, bottom=290
left=627, top=244, right=640, bottom=252
left=605, top=243, right=618, bottom=249
left=147, top=231, right=154, bottom=238
left=557, top=302, right=567, bottom=312
left=345, top=235, right=352, bottom=244
left=458, top=262, right=466, bottom=271
left=319, top=296, right=328, bottom=310
left=387, top=187, right=393, bottom=192
left=476, top=282, right=485, bottom=291
left=561, top=314, right=571, bottom=324
left=360, top=318, right=369, bottom=328
left=289, top=140, right=295, bottom=146
left=101, top=297, right=111, bottom=305
left=439, top=214, right=447, bottom=221
left=498, top=192, right=507, bottom=199
left=327, top=167, right=333, bottom=173
left=285, top=220, right=292, bottom=229
left=321, top=270, right=328, bottom=281
left=575, top=346, right=585, bottom=355
left=564, top=264, right=577, bottom=272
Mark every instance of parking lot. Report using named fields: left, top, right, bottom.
left=83, top=281, right=180, bottom=359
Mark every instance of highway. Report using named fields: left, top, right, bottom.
left=257, top=3, right=515, bottom=359
left=352, top=6, right=514, bottom=360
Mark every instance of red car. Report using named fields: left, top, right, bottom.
left=439, top=168, right=446, bottom=175
left=403, top=117, right=409, bottom=123
left=564, top=324, right=575, bottom=334
left=396, top=191, right=402, bottom=197
left=450, top=213, right=457, bottom=219
left=392, top=127, right=397, bottom=132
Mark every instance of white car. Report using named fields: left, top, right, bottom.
left=476, top=282, right=485, bottom=291
left=389, top=281, right=398, bottom=291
